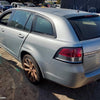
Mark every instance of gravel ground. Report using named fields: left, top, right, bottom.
left=0, top=48, right=100, bottom=100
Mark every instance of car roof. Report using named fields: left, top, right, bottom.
left=13, top=7, right=97, bottom=18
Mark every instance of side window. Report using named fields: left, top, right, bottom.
left=8, top=10, right=31, bottom=30
left=0, top=12, right=12, bottom=25
left=33, top=16, right=53, bottom=35
left=24, top=14, right=35, bottom=32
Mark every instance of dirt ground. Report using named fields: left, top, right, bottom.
left=0, top=47, right=100, bottom=100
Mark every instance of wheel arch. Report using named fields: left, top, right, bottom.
left=20, top=50, right=45, bottom=78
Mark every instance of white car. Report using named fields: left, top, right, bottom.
left=0, top=8, right=100, bottom=88
left=11, top=2, right=24, bottom=8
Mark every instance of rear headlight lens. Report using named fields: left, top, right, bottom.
left=54, top=47, right=83, bottom=63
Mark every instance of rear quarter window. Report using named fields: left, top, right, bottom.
left=33, top=16, right=53, bottom=36
left=68, top=15, right=100, bottom=41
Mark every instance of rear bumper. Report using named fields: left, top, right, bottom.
left=44, top=60, right=100, bottom=88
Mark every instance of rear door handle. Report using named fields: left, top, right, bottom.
left=18, top=34, right=24, bottom=38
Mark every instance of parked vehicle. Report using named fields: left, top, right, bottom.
left=53, top=4, right=61, bottom=8
left=0, top=8, right=100, bottom=88
left=11, top=2, right=24, bottom=8
left=0, top=1, right=12, bottom=12
left=24, top=2, right=35, bottom=7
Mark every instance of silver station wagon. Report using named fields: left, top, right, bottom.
left=0, top=7, right=100, bottom=88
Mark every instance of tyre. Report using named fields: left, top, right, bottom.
left=22, top=54, right=42, bottom=84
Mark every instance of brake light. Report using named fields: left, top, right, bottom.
left=54, top=47, right=83, bottom=63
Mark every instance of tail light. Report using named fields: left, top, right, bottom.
left=54, top=47, right=83, bottom=63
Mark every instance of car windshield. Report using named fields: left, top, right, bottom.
left=68, top=15, right=100, bottom=41
left=0, top=1, right=10, bottom=5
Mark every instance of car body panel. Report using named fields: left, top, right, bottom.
left=81, top=38, right=100, bottom=73
left=20, top=32, right=82, bottom=80
left=0, top=8, right=100, bottom=88
left=0, top=25, right=29, bottom=58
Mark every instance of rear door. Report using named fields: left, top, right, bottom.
left=68, top=15, right=100, bottom=73
left=0, top=10, right=34, bottom=57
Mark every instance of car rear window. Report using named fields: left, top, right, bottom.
left=68, top=15, right=100, bottom=41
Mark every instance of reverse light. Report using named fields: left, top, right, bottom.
left=54, top=47, right=83, bottom=63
